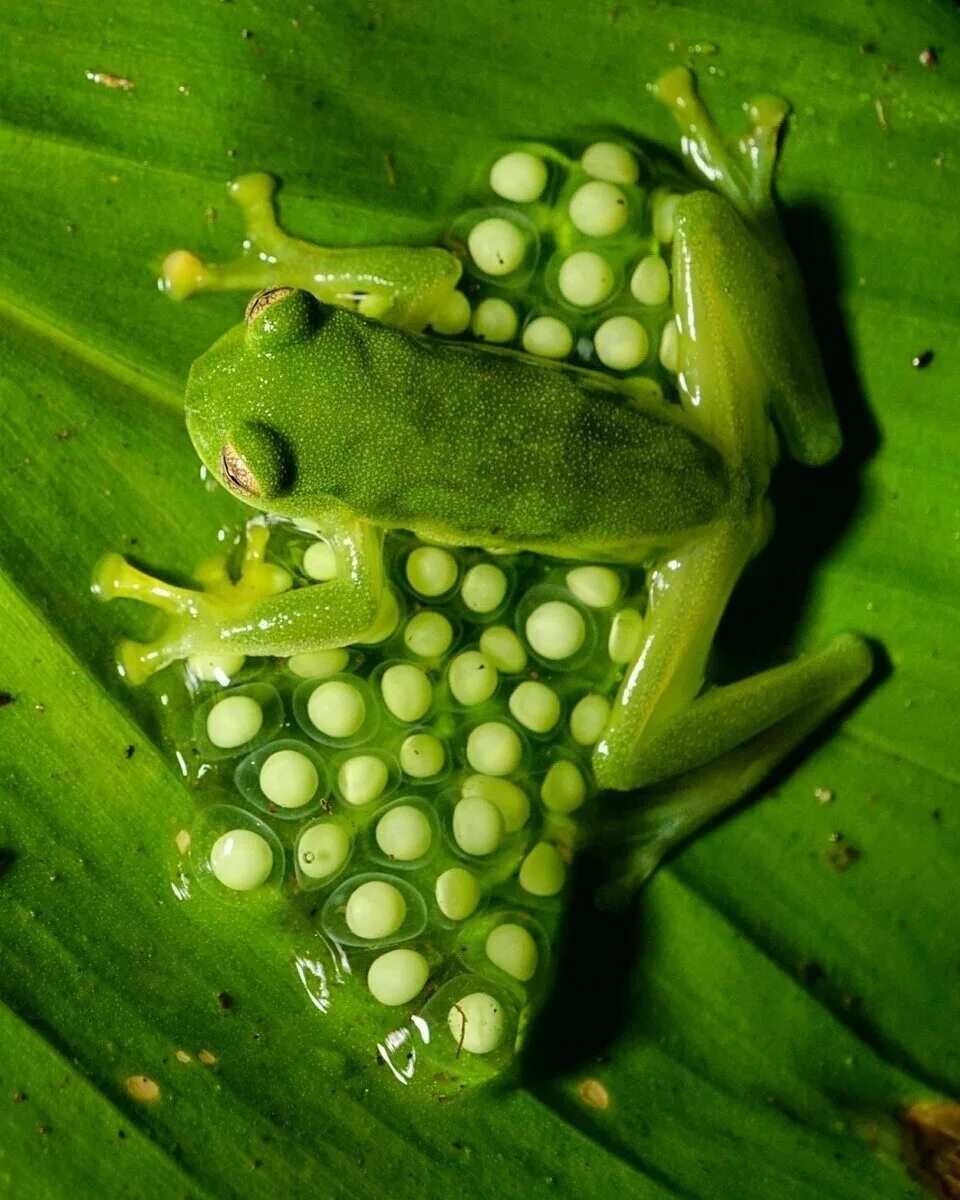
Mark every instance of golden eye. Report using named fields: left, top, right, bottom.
left=244, top=286, right=295, bottom=325
left=219, top=443, right=260, bottom=497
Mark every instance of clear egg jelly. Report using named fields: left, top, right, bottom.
left=164, top=136, right=689, bottom=1089
left=165, top=526, right=647, bottom=1087
left=438, top=137, right=690, bottom=390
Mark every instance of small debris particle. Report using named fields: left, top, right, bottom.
left=828, top=830, right=844, bottom=843
left=217, top=991, right=233, bottom=1011
left=11, top=1092, right=25, bottom=1103
left=38, top=1124, right=51, bottom=1136
left=0, top=693, right=16, bottom=707
left=55, top=428, right=72, bottom=441
left=815, top=787, right=835, bottom=804
left=383, top=153, right=396, bottom=186
left=902, top=1100, right=960, bottom=1198
left=175, top=1050, right=192, bottom=1064
left=124, top=744, right=136, bottom=760
left=251, top=1159, right=262, bottom=1171
left=912, top=349, right=935, bottom=369
left=124, top=1075, right=160, bottom=1104
left=34, top=702, right=45, bottom=713
left=175, top=829, right=191, bottom=855
left=859, top=42, right=876, bottom=55
left=85, top=71, right=135, bottom=91
left=241, top=28, right=254, bottom=38
left=919, top=46, right=939, bottom=68
left=874, top=97, right=890, bottom=131
left=578, top=1078, right=610, bottom=1110
left=118, top=1129, right=126, bottom=1139
left=828, top=842, right=861, bottom=871
left=199, top=1050, right=218, bottom=1066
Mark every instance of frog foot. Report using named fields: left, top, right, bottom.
left=159, top=172, right=462, bottom=332
left=652, top=66, right=788, bottom=220
left=93, top=520, right=292, bottom=685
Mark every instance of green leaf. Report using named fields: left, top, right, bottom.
left=0, top=2, right=957, bottom=1197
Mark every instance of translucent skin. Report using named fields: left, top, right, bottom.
left=95, top=68, right=871, bottom=819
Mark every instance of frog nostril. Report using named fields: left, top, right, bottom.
left=244, top=286, right=295, bottom=325
left=219, top=443, right=261, bottom=497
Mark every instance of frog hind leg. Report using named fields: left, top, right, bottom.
left=160, top=172, right=461, bottom=332
left=93, top=517, right=384, bottom=684
left=593, top=632, right=873, bottom=907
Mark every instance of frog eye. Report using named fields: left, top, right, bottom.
left=244, top=287, right=322, bottom=352
left=219, top=423, right=293, bottom=500
left=219, top=443, right=261, bottom=498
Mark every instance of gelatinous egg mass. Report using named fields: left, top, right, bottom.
left=169, top=132, right=683, bottom=1092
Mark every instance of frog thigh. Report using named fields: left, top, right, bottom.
left=594, top=633, right=873, bottom=905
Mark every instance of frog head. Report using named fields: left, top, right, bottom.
left=185, top=286, right=330, bottom=518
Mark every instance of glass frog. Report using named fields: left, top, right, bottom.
left=94, top=69, right=871, bottom=1082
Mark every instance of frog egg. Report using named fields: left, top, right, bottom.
left=288, top=648, right=349, bottom=679
left=302, top=539, right=338, bottom=581
left=594, top=316, right=649, bottom=371
left=565, top=565, right=621, bottom=609
left=461, top=563, right=508, bottom=615
left=367, top=948, right=429, bottom=1007
left=406, top=545, right=458, bottom=597
left=570, top=693, right=612, bottom=746
left=447, top=992, right=504, bottom=1055
left=375, top=804, right=433, bottom=862
left=429, top=289, right=472, bottom=336
left=466, top=722, right=523, bottom=776
left=296, top=821, right=351, bottom=881
left=346, top=879, right=407, bottom=940
left=380, top=663, right=432, bottom=723
left=467, top=217, right=526, bottom=277
left=652, top=190, right=682, bottom=243
left=479, top=625, right=528, bottom=673
left=339, top=754, right=389, bottom=807
left=541, top=760, right=587, bottom=814
left=580, top=141, right=639, bottom=185
left=399, top=732, right=445, bottom=779
left=307, top=680, right=366, bottom=739
left=259, top=748, right=319, bottom=809
left=508, top=681, right=561, bottom=734
left=453, top=794, right=504, bottom=856
left=187, top=652, right=246, bottom=684
left=522, top=315, right=573, bottom=360
left=486, top=923, right=538, bottom=982
left=630, top=254, right=671, bottom=306
left=462, top=774, right=530, bottom=834
left=435, top=867, right=481, bottom=921
left=206, top=695, right=263, bottom=749
left=557, top=251, right=614, bottom=308
left=568, top=181, right=628, bottom=238
left=403, top=611, right=454, bottom=659
left=472, top=297, right=518, bottom=344
left=519, top=841, right=566, bottom=897
left=608, top=607, right=644, bottom=664
left=210, top=829, right=273, bottom=892
left=448, top=650, right=499, bottom=706
left=525, top=600, right=585, bottom=661
left=489, top=151, right=548, bottom=203
left=659, top=319, right=680, bottom=373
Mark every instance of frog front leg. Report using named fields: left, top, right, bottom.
left=93, top=517, right=384, bottom=684
left=161, top=172, right=464, bottom=333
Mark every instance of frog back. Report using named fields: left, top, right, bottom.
left=197, top=309, right=734, bottom=562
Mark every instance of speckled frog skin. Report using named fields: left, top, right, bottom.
left=96, top=68, right=870, bottom=815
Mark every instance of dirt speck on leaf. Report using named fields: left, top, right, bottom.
left=902, top=1100, right=960, bottom=1198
